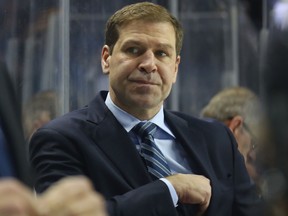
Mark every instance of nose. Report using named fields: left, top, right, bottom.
left=138, top=50, right=157, bottom=73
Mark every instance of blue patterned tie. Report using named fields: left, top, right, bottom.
left=132, top=122, right=171, bottom=179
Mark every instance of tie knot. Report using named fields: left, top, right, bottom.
left=132, top=122, right=157, bottom=139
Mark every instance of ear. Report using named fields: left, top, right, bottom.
left=101, top=45, right=111, bottom=74
left=172, top=55, right=181, bottom=83
left=227, top=115, right=244, bottom=134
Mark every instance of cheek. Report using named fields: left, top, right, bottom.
left=163, top=69, right=177, bottom=85
left=109, top=59, right=128, bottom=78
left=167, top=62, right=178, bottom=83
left=112, top=56, right=136, bottom=72
left=243, top=135, right=252, bottom=152
left=236, top=134, right=250, bottom=153
left=158, top=64, right=177, bottom=84
left=172, top=70, right=177, bottom=83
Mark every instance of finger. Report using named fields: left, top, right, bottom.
left=197, top=203, right=209, bottom=216
left=197, top=189, right=211, bottom=216
left=0, top=179, right=38, bottom=216
left=38, top=176, right=94, bottom=215
left=54, top=192, right=107, bottom=216
left=0, top=196, right=32, bottom=216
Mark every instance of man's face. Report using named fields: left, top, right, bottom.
left=236, top=123, right=259, bottom=182
left=101, top=20, right=180, bottom=119
left=236, top=126, right=252, bottom=162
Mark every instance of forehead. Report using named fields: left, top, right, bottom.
left=116, top=20, right=176, bottom=47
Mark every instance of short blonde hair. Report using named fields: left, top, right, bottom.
left=201, top=86, right=263, bottom=134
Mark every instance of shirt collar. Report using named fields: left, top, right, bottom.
left=105, top=92, right=174, bottom=137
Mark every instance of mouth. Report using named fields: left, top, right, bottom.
left=129, top=79, right=158, bottom=85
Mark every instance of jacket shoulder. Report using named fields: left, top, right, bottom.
left=169, top=111, right=227, bottom=131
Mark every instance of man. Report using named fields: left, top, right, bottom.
left=30, top=2, right=262, bottom=216
left=0, top=62, right=107, bottom=216
left=200, top=86, right=264, bottom=185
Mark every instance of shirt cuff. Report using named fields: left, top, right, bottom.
left=159, top=178, right=179, bottom=207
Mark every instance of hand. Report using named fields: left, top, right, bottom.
left=0, top=178, right=39, bottom=216
left=38, top=176, right=107, bottom=216
left=166, top=173, right=211, bottom=214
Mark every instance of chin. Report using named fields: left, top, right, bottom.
left=130, top=97, right=155, bottom=108
left=129, top=91, right=162, bottom=106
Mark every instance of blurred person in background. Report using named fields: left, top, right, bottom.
left=200, top=86, right=265, bottom=191
left=22, top=90, right=59, bottom=141
left=0, top=61, right=107, bottom=216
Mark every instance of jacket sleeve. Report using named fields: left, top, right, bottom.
left=29, top=127, right=179, bottom=216
left=106, top=180, right=178, bottom=216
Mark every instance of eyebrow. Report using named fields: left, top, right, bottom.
left=122, top=39, right=174, bottom=51
left=122, top=40, right=142, bottom=46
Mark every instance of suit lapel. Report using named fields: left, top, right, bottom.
left=165, top=112, right=229, bottom=216
left=164, top=111, right=213, bottom=177
left=85, top=92, right=214, bottom=188
left=86, top=92, right=151, bottom=188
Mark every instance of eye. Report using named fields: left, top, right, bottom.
left=126, top=47, right=139, bottom=55
left=155, top=50, right=168, bottom=57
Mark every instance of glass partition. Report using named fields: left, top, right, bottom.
left=0, top=0, right=263, bottom=139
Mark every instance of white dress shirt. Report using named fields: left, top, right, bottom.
left=105, top=92, right=192, bottom=206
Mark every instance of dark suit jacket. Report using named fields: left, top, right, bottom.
left=30, top=91, right=262, bottom=216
